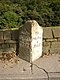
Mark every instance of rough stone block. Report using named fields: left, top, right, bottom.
left=58, top=38, right=60, bottom=41
left=6, top=48, right=15, bottom=52
left=50, top=48, right=60, bottom=54
left=0, top=49, right=3, bottom=57
left=43, top=42, right=50, bottom=55
left=3, top=30, right=11, bottom=40
left=0, top=31, right=3, bottom=40
left=2, top=44, right=9, bottom=50
left=43, top=28, right=53, bottom=39
left=52, top=28, right=60, bottom=38
left=9, top=43, right=16, bottom=51
left=11, top=30, right=18, bottom=41
left=43, top=42, right=50, bottom=47
left=43, top=47, right=50, bottom=55
left=51, top=42, right=60, bottom=48
left=0, top=44, right=2, bottom=49
left=0, top=40, right=4, bottom=44
left=19, top=20, right=43, bottom=62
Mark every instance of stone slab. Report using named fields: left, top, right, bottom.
left=52, top=28, right=60, bottom=38
left=0, top=40, right=4, bottom=44
left=9, top=43, right=16, bottom=51
left=3, top=30, right=11, bottom=40
left=0, top=49, right=4, bottom=52
left=0, top=44, right=2, bottom=49
left=51, top=42, right=60, bottom=48
left=43, top=42, right=50, bottom=47
left=50, top=48, right=60, bottom=54
left=19, top=20, right=43, bottom=62
left=43, top=42, right=50, bottom=55
left=43, top=28, right=53, bottom=39
left=34, top=54, right=60, bottom=73
left=0, top=54, right=60, bottom=80
left=0, top=31, right=3, bottom=40
left=49, top=73, right=60, bottom=80
left=0, top=58, right=47, bottom=80
left=58, top=38, right=60, bottom=41
left=1, top=44, right=9, bottom=49
left=11, top=30, right=19, bottom=41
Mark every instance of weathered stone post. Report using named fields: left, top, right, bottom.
left=19, top=20, right=43, bottom=62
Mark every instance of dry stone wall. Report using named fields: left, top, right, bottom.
left=0, top=25, right=60, bottom=60
left=0, top=30, right=18, bottom=57
left=43, top=27, right=60, bottom=55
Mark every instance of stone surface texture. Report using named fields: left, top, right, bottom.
left=43, top=28, right=53, bottom=39
left=0, top=54, right=60, bottom=80
left=0, top=31, right=3, bottom=40
left=19, top=20, right=43, bottom=62
left=43, top=27, right=60, bottom=55
left=0, top=21, right=60, bottom=59
left=0, top=30, right=18, bottom=57
left=52, top=28, right=60, bottom=38
left=0, top=21, right=60, bottom=80
left=3, top=30, right=11, bottom=40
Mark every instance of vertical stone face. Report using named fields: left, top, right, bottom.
left=19, top=20, right=43, bottom=62
left=0, top=31, right=3, bottom=40
left=19, top=22, right=31, bottom=62
left=31, top=21, right=43, bottom=62
left=11, top=30, right=19, bottom=41
left=3, top=30, right=11, bottom=40
left=43, top=28, right=53, bottom=39
left=52, top=28, right=60, bottom=38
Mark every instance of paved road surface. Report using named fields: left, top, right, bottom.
left=0, top=54, right=60, bottom=80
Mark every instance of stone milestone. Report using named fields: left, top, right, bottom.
left=19, top=20, right=43, bottom=62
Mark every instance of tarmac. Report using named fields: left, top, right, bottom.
left=0, top=54, right=60, bottom=80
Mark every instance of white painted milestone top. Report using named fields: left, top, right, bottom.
left=31, top=20, right=43, bottom=62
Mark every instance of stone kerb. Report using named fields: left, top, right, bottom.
left=19, top=20, right=43, bottom=62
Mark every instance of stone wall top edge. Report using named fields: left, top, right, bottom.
left=43, top=26, right=60, bottom=28
left=0, top=28, right=19, bottom=31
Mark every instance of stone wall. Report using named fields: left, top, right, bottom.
left=0, top=30, right=19, bottom=57
left=43, top=27, right=60, bottom=55
left=0, top=27, right=60, bottom=58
